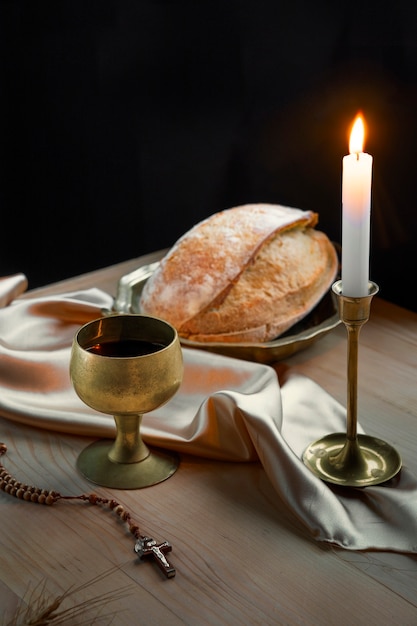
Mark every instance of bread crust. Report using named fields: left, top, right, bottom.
left=139, top=204, right=338, bottom=343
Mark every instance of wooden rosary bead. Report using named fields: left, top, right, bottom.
left=129, top=524, right=140, bottom=537
left=114, top=504, right=124, bottom=516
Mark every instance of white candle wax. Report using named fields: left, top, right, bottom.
left=341, top=116, right=373, bottom=297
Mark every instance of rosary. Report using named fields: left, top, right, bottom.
left=0, top=442, right=176, bottom=578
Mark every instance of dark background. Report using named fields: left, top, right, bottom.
left=1, top=1, right=416, bottom=309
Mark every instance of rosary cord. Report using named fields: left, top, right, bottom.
left=0, top=442, right=143, bottom=540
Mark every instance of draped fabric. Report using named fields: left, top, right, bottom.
left=1, top=274, right=417, bottom=553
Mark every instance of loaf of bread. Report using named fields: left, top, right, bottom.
left=139, top=204, right=338, bottom=343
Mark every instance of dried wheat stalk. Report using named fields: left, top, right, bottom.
left=3, top=568, right=133, bottom=626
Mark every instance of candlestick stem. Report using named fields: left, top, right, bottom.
left=346, top=324, right=359, bottom=440
left=303, top=280, right=402, bottom=487
left=340, top=282, right=374, bottom=443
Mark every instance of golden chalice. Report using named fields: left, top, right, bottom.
left=70, top=314, right=183, bottom=489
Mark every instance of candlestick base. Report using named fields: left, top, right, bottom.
left=303, top=433, right=402, bottom=487
left=302, top=280, right=402, bottom=487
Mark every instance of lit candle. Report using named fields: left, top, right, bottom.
left=341, top=114, right=373, bottom=297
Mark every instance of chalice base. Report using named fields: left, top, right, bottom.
left=303, top=432, right=402, bottom=487
left=77, top=440, right=179, bottom=489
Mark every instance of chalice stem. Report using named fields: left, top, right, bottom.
left=109, top=414, right=150, bottom=464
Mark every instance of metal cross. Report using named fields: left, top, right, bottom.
left=134, top=536, right=176, bottom=578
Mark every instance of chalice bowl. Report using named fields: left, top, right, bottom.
left=70, top=314, right=183, bottom=489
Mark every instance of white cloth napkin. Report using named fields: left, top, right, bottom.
left=0, top=273, right=28, bottom=308
left=1, top=276, right=417, bottom=554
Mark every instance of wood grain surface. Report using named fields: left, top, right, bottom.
left=1, top=252, right=417, bottom=625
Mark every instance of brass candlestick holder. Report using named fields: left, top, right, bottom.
left=303, top=280, right=402, bottom=487
left=70, top=314, right=183, bottom=489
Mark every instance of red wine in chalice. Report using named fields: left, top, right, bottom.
left=86, top=339, right=165, bottom=357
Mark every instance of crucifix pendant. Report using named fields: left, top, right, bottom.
left=134, top=536, right=176, bottom=578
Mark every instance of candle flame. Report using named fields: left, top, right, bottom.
left=349, top=114, right=365, bottom=154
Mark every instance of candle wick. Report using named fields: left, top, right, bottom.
left=355, top=152, right=360, bottom=161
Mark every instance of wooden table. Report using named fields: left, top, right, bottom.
left=1, top=251, right=417, bottom=625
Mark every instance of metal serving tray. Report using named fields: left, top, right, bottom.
left=112, top=255, right=340, bottom=364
